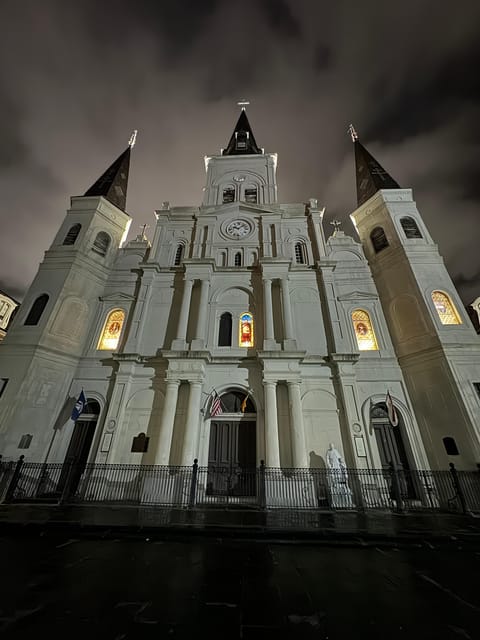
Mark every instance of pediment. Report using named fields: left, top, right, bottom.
left=337, top=291, right=378, bottom=301
left=99, top=292, right=136, bottom=302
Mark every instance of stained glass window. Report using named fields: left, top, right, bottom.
left=239, top=312, right=254, bottom=347
left=98, top=309, right=125, bottom=350
left=431, top=291, right=461, bottom=325
left=352, top=309, right=378, bottom=351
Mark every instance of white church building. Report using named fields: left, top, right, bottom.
left=1, top=109, right=480, bottom=483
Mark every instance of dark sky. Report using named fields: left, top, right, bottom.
left=1, top=0, right=480, bottom=304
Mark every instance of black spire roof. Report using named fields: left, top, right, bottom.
left=84, top=144, right=131, bottom=211
left=222, top=110, right=262, bottom=156
left=352, top=130, right=400, bottom=206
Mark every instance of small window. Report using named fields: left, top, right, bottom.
left=370, top=227, right=389, bottom=253
left=400, top=217, right=422, bottom=239
left=352, top=309, right=379, bottom=351
left=235, top=131, right=248, bottom=150
left=443, top=437, right=459, bottom=456
left=63, top=223, right=81, bottom=245
left=223, top=188, right=235, bottom=203
left=244, top=188, right=257, bottom=204
left=219, top=312, right=232, bottom=346
left=131, top=432, right=149, bottom=453
left=239, top=312, right=254, bottom=347
left=432, top=291, right=461, bottom=325
left=474, top=383, right=480, bottom=401
left=24, top=294, right=49, bottom=326
left=18, top=434, right=33, bottom=449
left=234, top=252, right=242, bottom=267
left=97, top=309, right=125, bottom=350
left=0, top=378, right=8, bottom=398
left=92, top=231, right=111, bottom=257
left=174, top=244, right=184, bottom=266
left=294, top=242, right=306, bottom=264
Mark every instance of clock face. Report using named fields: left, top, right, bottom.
left=226, top=220, right=250, bottom=238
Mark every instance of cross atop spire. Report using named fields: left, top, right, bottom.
left=222, top=109, right=262, bottom=156
left=237, top=99, right=250, bottom=110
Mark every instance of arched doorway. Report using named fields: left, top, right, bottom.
left=371, top=401, right=416, bottom=498
left=207, top=389, right=256, bottom=498
left=58, top=399, right=100, bottom=495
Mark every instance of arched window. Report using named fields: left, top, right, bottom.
left=370, top=227, right=389, bottom=253
left=24, top=294, right=49, bottom=326
left=174, top=244, right=184, bottom=266
left=431, top=291, right=462, bottom=325
left=217, top=251, right=227, bottom=267
left=443, top=437, right=459, bottom=456
left=92, top=231, right=111, bottom=257
left=97, top=309, right=125, bottom=350
left=244, top=187, right=257, bottom=204
left=352, top=309, right=378, bottom=351
left=218, top=312, right=232, bottom=346
left=239, top=312, right=254, bottom=347
left=294, top=242, right=306, bottom=264
left=234, top=252, right=242, bottom=267
left=222, top=187, right=235, bottom=204
left=63, top=223, right=81, bottom=245
left=400, top=216, right=422, bottom=239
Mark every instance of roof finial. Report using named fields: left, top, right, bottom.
left=237, top=99, right=250, bottom=111
left=330, top=219, right=343, bottom=235
left=128, top=130, right=138, bottom=148
left=348, top=124, right=358, bottom=142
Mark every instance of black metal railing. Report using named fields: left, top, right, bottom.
left=1, top=456, right=480, bottom=515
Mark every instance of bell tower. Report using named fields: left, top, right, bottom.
left=202, top=106, right=278, bottom=206
left=349, top=126, right=480, bottom=469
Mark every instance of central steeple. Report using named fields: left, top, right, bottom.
left=222, top=108, right=263, bottom=156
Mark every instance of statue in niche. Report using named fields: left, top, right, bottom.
left=325, top=443, right=354, bottom=508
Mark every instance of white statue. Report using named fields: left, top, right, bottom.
left=325, top=443, right=353, bottom=508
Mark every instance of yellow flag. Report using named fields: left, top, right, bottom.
left=240, top=395, right=248, bottom=413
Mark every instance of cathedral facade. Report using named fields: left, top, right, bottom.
left=1, top=111, right=480, bottom=478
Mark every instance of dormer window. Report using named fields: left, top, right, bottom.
left=235, top=131, right=249, bottom=151
left=244, top=188, right=257, bottom=204
left=223, top=188, right=235, bottom=204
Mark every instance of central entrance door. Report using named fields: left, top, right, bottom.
left=207, top=420, right=256, bottom=497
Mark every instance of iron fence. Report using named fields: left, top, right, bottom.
left=1, top=456, right=479, bottom=515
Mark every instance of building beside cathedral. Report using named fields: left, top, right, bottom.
left=0, top=109, right=480, bottom=493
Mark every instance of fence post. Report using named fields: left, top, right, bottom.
left=188, top=459, right=198, bottom=508
left=449, top=462, right=468, bottom=515
left=4, top=455, right=25, bottom=503
left=389, top=461, right=404, bottom=513
left=259, top=460, right=266, bottom=509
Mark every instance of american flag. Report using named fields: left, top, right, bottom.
left=210, top=390, right=223, bottom=417
left=386, top=391, right=399, bottom=427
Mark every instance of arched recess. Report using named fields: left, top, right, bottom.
left=92, top=231, right=111, bottom=257
left=400, top=216, right=422, bottom=239
left=360, top=394, right=429, bottom=471
left=51, top=297, right=89, bottom=341
left=59, top=396, right=101, bottom=496
left=218, top=312, right=232, bottom=346
left=302, top=389, right=340, bottom=468
left=206, top=387, right=257, bottom=498
left=63, top=223, right=81, bottom=245
left=173, top=243, right=185, bottom=266
left=370, top=226, right=389, bottom=253
left=431, top=290, right=462, bottom=325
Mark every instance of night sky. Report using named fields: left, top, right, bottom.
left=1, top=1, right=480, bottom=305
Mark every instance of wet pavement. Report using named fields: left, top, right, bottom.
left=0, top=529, right=479, bottom=639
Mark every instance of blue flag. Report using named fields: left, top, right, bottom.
left=71, top=390, right=86, bottom=421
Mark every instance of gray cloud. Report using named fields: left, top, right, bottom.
left=1, top=0, right=480, bottom=304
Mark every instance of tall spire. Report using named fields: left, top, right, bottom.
left=222, top=104, right=262, bottom=156
left=84, top=131, right=136, bottom=211
left=349, top=124, right=400, bottom=207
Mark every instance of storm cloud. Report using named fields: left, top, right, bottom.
left=1, top=0, right=479, bottom=304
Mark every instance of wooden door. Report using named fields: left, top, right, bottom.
left=207, top=421, right=256, bottom=496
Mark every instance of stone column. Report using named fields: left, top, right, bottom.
left=263, top=278, right=276, bottom=349
left=280, top=277, right=296, bottom=349
left=155, top=379, right=180, bottom=465
left=172, top=278, right=193, bottom=349
left=264, top=381, right=280, bottom=467
left=191, top=279, right=210, bottom=350
left=181, top=381, right=203, bottom=465
left=287, top=381, right=308, bottom=467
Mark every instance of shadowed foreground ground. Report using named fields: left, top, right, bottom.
left=0, top=530, right=479, bottom=639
